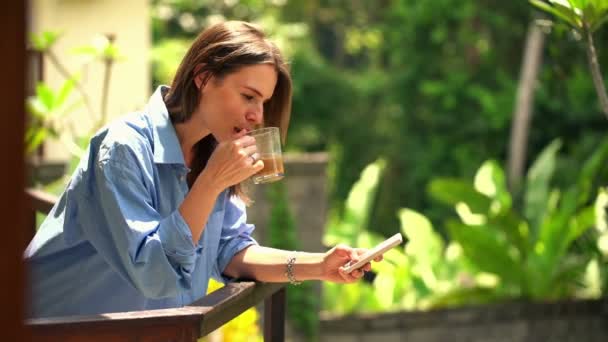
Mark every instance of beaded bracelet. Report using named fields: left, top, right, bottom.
left=285, top=253, right=302, bottom=285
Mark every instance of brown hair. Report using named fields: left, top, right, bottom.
left=163, top=21, right=292, bottom=204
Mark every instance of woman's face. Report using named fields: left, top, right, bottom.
left=195, top=64, right=278, bottom=142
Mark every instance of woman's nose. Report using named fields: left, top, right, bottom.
left=246, top=104, right=264, bottom=125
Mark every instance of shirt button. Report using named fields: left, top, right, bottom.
left=180, top=175, right=186, bottom=182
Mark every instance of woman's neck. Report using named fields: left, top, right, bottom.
left=174, top=119, right=209, bottom=168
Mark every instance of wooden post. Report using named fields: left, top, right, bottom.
left=264, top=287, right=286, bottom=342
left=0, top=0, right=28, bottom=340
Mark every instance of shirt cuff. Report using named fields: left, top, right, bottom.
left=157, top=209, right=197, bottom=271
left=216, top=233, right=259, bottom=284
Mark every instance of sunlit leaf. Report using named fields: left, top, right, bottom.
left=26, top=97, right=48, bottom=119
left=474, top=160, right=511, bottom=214
left=525, top=139, right=562, bottom=230
left=448, top=221, right=522, bottom=286
left=399, top=208, right=444, bottom=266
left=36, top=83, right=56, bottom=111
left=26, top=127, right=48, bottom=154
left=55, top=78, right=76, bottom=109
left=29, top=31, right=61, bottom=51
left=594, top=187, right=608, bottom=233
left=428, top=178, right=491, bottom=213
left=530, top=0, right=582, bottom=29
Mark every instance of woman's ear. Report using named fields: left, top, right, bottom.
left=193, top=63, right=208, bottom=90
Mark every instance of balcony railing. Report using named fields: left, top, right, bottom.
left=25, top=189, right=286, bottom=341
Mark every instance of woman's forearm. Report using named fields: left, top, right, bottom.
left=178, top=170, right=223, bottom=244
left=223, top=245, right=326, bottom=282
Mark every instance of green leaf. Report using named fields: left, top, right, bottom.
left=487, top=211, right=529, bottom=257
left=530, top=0, right=582, bottom=29
left=399, top=209, right=444, bottom=260
left=566, top=205, right=595, bottom=245
left=103, top=44, right=125, bottom=61
left=525, top=139, right=562, bottom=231
left=566, top=0, right=588, bottom=10
left=55, top=78, right=76, bottom=109
left=447, top=221, right=522, bottom=286
left=594, top=187, right=608, bottom=233
left=323, top=159, right=385, bottom=246
left=25, top=127, right=48, bottom=154
left=374, top=273, right=397, bottom=308
left=26, top=97, right=49, bottom=118
left=36, top=83, right=56, bottom=111
left=428, top=178, right=491, bottom=213
left=534, top=187, right=581, bottom=282
left=399, top=209, right=444, bottom=289
left=578, top=137, right=608, bottom=186
left=29, top=31, right=61, bottom=51
left=590, top=11, right=608, bottom=31
left=549, top=255, right=590, bottom=298
left=474, top=160, right=511, bottom=214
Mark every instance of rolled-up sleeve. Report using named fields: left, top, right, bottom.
left=77, top=141, right=198, bottom=299
left=214, top=195, right=258, bottom=283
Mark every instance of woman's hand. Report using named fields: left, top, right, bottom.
left=200, top=129, right=264, bottom=191
left=320, top=245, right=383, bottom=283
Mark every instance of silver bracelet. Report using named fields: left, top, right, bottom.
left=286, top=253, right=302, bottom=285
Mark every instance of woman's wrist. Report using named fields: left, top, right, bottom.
left=291, top=252, right=326, bottom=281
left=196, top=168, right=225, bottom=196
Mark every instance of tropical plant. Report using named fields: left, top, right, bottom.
left=26, top=78, right=81, bottom=157
left=27, top=30, right=125, bottom=163
left=429, top=137, right=608, bottom=300
left=530, top=0, right=608, bottom=118
left=323, top=160, right=498, bottom=314
left=323, top=138, right=608, bottom=315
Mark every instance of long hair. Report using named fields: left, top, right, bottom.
left=163, top=21, right=292, bottom=203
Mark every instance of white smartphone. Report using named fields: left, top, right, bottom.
left=342, top=233, right=403, bottom=274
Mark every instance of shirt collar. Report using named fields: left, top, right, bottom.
left=147, top=85, right=186, bottom=165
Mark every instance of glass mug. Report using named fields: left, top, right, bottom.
left=248, top=127, right=284, bottom=184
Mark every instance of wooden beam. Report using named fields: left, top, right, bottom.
left=26, top=282, right=285, bottom=341
left=28, top=307, right=207, bottom=342
left=26, top=188, right=58, bottom=214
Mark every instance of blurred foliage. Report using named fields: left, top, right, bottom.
left=28, top=30, right=125, bottom=191
left=530, top=0, right=608, bottom=118
left=267, top=182, right=318, bottom=341
left=429, top=137, right=608, bottom=300
left=324, top=140, right=608, bottom=314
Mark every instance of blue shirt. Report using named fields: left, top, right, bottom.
left=25, top=86, right=258, bottom=318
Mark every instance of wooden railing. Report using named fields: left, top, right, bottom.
left=25, top=189, right=286, bottom=341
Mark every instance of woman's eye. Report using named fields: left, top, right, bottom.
left=242, top=94, right=255, bottom=101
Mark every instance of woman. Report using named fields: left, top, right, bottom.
left=25, top=21, right=381, bottom=318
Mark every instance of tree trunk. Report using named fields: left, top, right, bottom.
left=507, top=21, right=546, bottom=194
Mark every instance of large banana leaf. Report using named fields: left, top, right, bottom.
left=324, top=159, right=386, bottom=246
left=428, top=178, right=491, bottom=213
left=399, top=209, right=444, bottom=270
left=447, top=221, right=522, bottom=287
